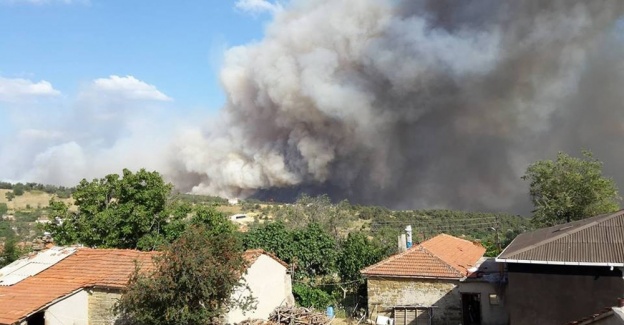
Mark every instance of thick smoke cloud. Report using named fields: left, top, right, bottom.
left=168, top=0, right=624, bottom=212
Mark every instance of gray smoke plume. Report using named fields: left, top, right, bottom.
left=168, top=0, right=624, bottom=213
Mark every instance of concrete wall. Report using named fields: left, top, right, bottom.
left=459, top=281, right=508, bottom=325
left=366, top=277, right=461, bottom=324
left=227, top=254, right=294, bottom=324
left=44, top=290, right=89, bottom=325
left=88, top=288, right=122, bottom=325
left=506, top=264, right=624, bottom=325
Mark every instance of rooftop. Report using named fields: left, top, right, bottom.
left=361, top=234, right=485, bottom=279
left=0, top=248, right=156, bottom=325
left=497, top=210, right=624, bottom=266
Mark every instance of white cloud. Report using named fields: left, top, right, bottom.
left=0, top=74, right=175, bottom=187
left=90, top=75, right=173, bottom=102
left=0, top=77, right=61, bottom=102
left=235, top=0, right=282, bottom=14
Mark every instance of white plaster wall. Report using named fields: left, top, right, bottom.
left=44, top=290, right=89, bottom=325
left=227, top=254, right=294, bottom=324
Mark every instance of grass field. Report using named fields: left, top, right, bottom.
left=0, top=189, right=73, bottom=212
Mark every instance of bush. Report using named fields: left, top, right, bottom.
left=292, top=283, right=335, bottom=309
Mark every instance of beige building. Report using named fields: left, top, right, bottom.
left=0, top=247, right=292, bottom=325
left=361, top=234, right=489, bottom=325
left=227, top=249, right=294, bottom=323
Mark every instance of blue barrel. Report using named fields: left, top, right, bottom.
left=326, top=306, right=334, bottom=318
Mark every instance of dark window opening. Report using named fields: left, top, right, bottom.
left=462, top=293, right=481, bottom=325
left=27, top=311, right=45, bottom=325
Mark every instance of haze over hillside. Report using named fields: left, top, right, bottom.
left=3, top=0, right=624, bottom=214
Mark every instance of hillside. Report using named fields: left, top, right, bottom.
left=0, top=189, right=73, bottom=211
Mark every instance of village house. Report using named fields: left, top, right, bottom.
left=361, top=234, right=492, bottom=325
left=0, top=246, right=293, bottom=325
left=496, top=210, right=624, bottom=325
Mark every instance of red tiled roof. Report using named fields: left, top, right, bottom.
left=0, top=248, right=156, bottom=325
left=244, top=249, right=289, bottom=268
left=0, top=247, right=287, bottom=325
left=361, top=234, right=485, bottom=279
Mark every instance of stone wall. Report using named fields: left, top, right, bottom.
left=88, top=288, right=122, bottom=325
left=367, top=277, right=461, bottom=324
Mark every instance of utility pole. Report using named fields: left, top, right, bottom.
left=495, top=215, right=501, bottom=253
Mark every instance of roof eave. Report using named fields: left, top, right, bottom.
left=361, top=273, right=463, bottom=280
left=495, top=258, right=624, bottom=267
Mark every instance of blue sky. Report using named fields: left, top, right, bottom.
left=0, top=0, right=280, bottom=184
left=0, top=0, right=272, bottom=109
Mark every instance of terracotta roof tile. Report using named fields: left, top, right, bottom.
left=0, top=248, right=156, bottom=325
left=244, top=249, right=289, bottom=268
left=0, top=247, right=287, bottom=325
left=361, top=234, right=485, bottom=279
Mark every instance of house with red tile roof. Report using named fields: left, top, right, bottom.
left=0, top=247, right=293, bottom=325
left=361, top=233, right=487, bottom=325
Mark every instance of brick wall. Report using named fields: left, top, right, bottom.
left=367, top=277, right=461, bottom=324
left=88, top=288, right=122, bottom=325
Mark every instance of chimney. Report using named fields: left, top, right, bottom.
left=405, top=225, right=413, bottom=248
left=398, top=234, right=407, bottom=252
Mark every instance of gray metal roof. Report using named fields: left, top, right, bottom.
left=496, top=210, right=624, bottom=265
left=0, top=246, right=77, bottom=286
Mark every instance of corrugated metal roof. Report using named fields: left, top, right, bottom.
left=497, top=210, right=624, bottom=264
left=0, top=247, right=77, bottom=286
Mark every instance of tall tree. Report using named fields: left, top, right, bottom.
left=115, top=224, right=254, bottom=325
left=46, top=169, right=172, bottom=250
left=523, top=151, right=620, bottom=227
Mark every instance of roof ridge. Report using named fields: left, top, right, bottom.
left=499, top=210, right=624, bottom=259
left=360, top=246, right=419, bottom=274
left=427, top=233, right=476, bottom=246
left=419, top=245, right=464, bottom=278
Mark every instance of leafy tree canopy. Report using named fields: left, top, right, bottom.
left=523, top=151, right=621, bottom=227
left=0, top=236, right=21, bottom=267
left=115, top=224, right=254, bottom=325
left=46, top=169, right=172, bottom=250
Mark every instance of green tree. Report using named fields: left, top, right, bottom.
left=243, top=221, right=295, bottom=264
left=335, top=232, right=387, bottom=304
left=46, top=169, right=172, bottom=250
left=291, top=223, right=338, bottom=278
left=115, top=224, right=255, bottom=325
left=0, top=237, right=21, bottom=267
left=522, top=151, right=621, bottom=227
left=5, top=191, right=15, bottom=202
left=338, top=232, right=386, bottom=284
left=12, top=183, right=25, bottom=196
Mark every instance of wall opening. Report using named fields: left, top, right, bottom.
left=26, top=311, right=45, bottom=325
left=462, top=293, right=481, bottom=325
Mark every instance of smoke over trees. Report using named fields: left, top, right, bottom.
left=167, top=0, right=624, bottom=212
